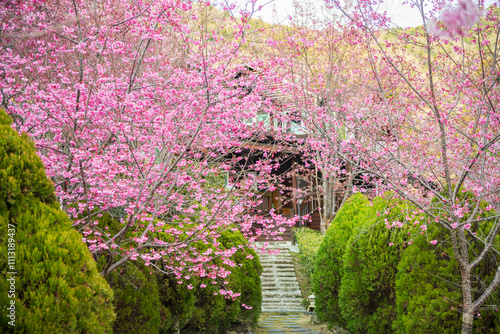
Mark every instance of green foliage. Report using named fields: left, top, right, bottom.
left=106, top=262, right=166, bottom=334
left=158, top=228, right=262, bottom=333
left=88, top=205, right=262, bottom=333
left=312, top=189, right=500, bottom=333
left=339, top=195, right=413, bottom=334
left=0, top=111, right=56, bottom=207
left=92, top=213, right=169, bottom=334
left=394, top=199, right=500, bottom=334
left=394, top=225, right=462, bottom=334
left=0, top=109, right=115, bottom=333
left=293, top=227, right=324, bottom=275
left=312, top=193, right=370, bottom=327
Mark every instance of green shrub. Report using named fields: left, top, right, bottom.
left=0, top=109, right=115, bottom=333
left=394, top=195, right=500, bottom=334
left=312, top=193, right=370, bottom=327
left=106, top=262, right=166, bottom=334
left=312, top=189, right=500, bottom=334
left=158, top=228, right=262, bottom=333
left=90, top=208, right=262, bottom=333
left=394, top=224, right=462, bottom=333
left=293, top=227, right=324, bottom=275
left=338, top=195, right=413, bottom=333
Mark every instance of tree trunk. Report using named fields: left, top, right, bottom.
left=458, top=231, right=473, bottom=334
left=461, top=269, right=474, bottom=334
left=462, top=312, right=474, bottom=334
left=175, top=319, right=180, bottom=334
left=319, top=176, right=335, bottom=234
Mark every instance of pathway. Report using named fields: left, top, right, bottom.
left=249, top=243, right=344, bottom=334
left=257, top=314, right=323, bottom=334
left=257, top=242, right=304, bottom=313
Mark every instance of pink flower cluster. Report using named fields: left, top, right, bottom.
left=429, top=0, right=484, bottom=38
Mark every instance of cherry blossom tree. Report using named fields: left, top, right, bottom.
left=304, top=0, right=500, bottom=332
left=262, top=2, right=371, bottom=234
left=0, top=0, right=295, bottom=298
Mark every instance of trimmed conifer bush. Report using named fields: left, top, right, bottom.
left=338, top=195, right=413, bottom=333
left=158, top=228, right=262, bottom=334
left=394, top=224, right=462, bottom=333
left=0, top=109, right=115, bottom=333
left=311, top=193, right=370, bottom=327
left=106, top=262, right=165, bottom=334
left=394, top=194, right=500, bottom=333
left=90, top=212, right=168, bottom=334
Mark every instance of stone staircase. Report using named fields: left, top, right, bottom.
left=256, top=243, right=305, bottom=313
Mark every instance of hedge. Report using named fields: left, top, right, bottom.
left=312, top=193, right=370, bottom=327
left=312, top=190, right=500, bottom=333
left=293, top=227, right=324, bottom=275
left=106, top=262, right=166, bottom=334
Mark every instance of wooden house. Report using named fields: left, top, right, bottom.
left=226, top=67, right=323, bottom=242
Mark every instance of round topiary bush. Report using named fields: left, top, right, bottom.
left=312, top=193, right=370, bottom=328
left=0, top=109, right=115, bottom=333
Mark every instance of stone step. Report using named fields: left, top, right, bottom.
left=261, top=284, right=300, bottom=289
left=262, top=296, right=303, bottom=302
left=263, top=289, right=301, bottom=294
left=260, top=261, right=294, bottom=265
left=262, top=269, right=296, bottom=272
left=261, top=307, right=304, bottom=312
left=261, top=265, right=296, bottom=270
left=260, top=259, right=295, bottom=263
left=261, top=288, right=301, bottom=293
left=263, top=292, right=302, bottom=298
left=262, top=305, right=304, bottom=311
left=262, top=268, right=296, bottom=272
left=262, top=280, right=298, bottom=285
left=261, top=283, right=299, bottom=288
left=262, top=304, right=305, bottom=310
left=262, top=274, right=297, bottom=278
left=261, top=308, right=307, bottom=313
left=261, top=274, right=296, bottom=279
left=261, top=279, right=299, bottom=284
left=263, top=272, right=296, bottom=276
left=262, top=298, right=303, bottom=304
left=259, top=259, right=293, bottom=264
left=261, top=277, right=298, bottom=282
left=261, top=272, right=297, bottom=277
left=258, top=253, right=292, bottom=257
left=260, top=277, right=299, bottom=289
left=261, top=272, right=298, bottom=277
left=262, top=282, right=300, bottom=288
left=258, top=245, right=306, bottom=313
left=261, top=280, right=298, bottom=286
left=261, top=306, right=305, bottom=310
left=263, top=289, right=302, bottom=294
left=258, top=256, right=291, bottom=260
